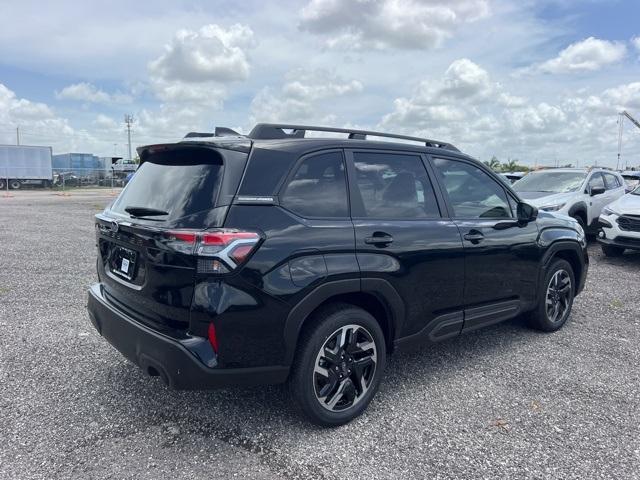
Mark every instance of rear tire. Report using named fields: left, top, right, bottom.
left=9, top=179, right=21, bottom=190
left=0, top=179, right=5, bottom=190
left=528, top=259, right=575, bottom=332
left=289, top=303, right=386, bottom=427
left=601, top=245, right=624, bottom=257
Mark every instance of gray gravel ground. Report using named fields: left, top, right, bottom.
left=1, top=189, right=639, bottom=479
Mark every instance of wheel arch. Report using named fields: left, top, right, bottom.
left=539, top=240, right=586, bottom=298
left=568, top=202, right=588, bottom=224
left=283, top=279, right=404, bottom=364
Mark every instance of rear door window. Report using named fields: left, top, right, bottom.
left=280, top=151, right=349, bottom=218
left=351, top=152, right=440, bottom=219
left=110, top=146, right=224, bottom=222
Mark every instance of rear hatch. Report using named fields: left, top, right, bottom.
left=95, top=141, right=249, bottom=334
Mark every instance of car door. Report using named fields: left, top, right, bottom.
left=585, top=172, right=608, bottom=224
left=346, top=149, right=466, bottom=342
left=430, top=156, right=540, bottom=332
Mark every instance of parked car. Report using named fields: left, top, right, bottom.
left=87, top=124, right=588, bottom=426
left=512, top=168, right=626, bottom=235
left=597, top=184, right=640, bottom=256
left=53, top=172, right=80, bottom=187
left=621, top=171, right=640, bottom=193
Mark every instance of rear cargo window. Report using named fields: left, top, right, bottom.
left=110, top=147, right=223, bottom=221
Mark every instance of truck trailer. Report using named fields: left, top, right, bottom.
left=0, top=145, right=53, bottom=189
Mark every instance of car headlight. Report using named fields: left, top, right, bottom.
left=602, top=206, right=618, bottom=216
left=540, top=203, right=566, bottom=212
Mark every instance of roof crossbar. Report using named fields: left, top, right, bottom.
left=248, top=123, right=459, bottom=151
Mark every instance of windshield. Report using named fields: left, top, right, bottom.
left=110, top=147, right=223, bottom=222
left=623, top=176, right=640, bottom=190
left=632, top=184, right=640, bottom=195
left=513, top=171, right=586, bottom=193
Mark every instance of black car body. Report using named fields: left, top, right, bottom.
left=88, top=124, right=588, bottom=425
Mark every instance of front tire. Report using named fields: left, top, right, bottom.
left=601, top=245, right=624, bottom=257
left=9, top=179, right=21, bottom=190
left=289, top=304, right=386, bottom=427
left=528, top=259, right=575, bottom=332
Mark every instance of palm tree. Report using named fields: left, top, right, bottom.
left=484, top=156, right=501, bottom=171
left=504, top=159, right=518, bottom=172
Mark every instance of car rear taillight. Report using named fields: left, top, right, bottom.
left=163, top=229, right=261, bottom=273
left=207, top=322, right=219, bottom=353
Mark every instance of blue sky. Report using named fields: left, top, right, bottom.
left=0, top=0, right=639, bottom=167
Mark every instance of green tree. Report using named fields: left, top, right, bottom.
left=483, top=156, right=501, bottom=171
left=503, top=159, right=519, bottom=172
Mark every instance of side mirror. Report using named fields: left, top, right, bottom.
left=517, top=202, right=538, bottom=224
left=590, top=186, right=605, bottom=196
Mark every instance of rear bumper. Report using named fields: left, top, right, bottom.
left=87, top=283, right=289, bottom=389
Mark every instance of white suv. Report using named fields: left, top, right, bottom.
left=597, top=184, right=640, bottom=256
left=512, top=168, right=626, bottom=234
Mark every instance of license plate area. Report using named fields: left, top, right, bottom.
left=109, top=245, right=138, bottom=281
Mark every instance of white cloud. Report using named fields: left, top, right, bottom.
left=148, top=24, right=255, bottom=83
left=381, top=59, right=493, bottom=128
left=440, top=58, right=493, bottom=99
left=56, top=82, right=133, bottom=104
left=1, top=84, right=55, bottom=122
left=251, top=69, right=363, bottom=124
left=299, top=0, right=490, bottom=50
left=531, top=37, right=626, bottom=74
left=632, top=36, right=640, bottom=52
left=601, top=82, right=640, bottom=111
left=93, top=114, right=119, bottom=131
left=146, top=23, right=255, bottom=110
left=379, top=60, right=640, bottom=166
left=150, top=79, right=227, bottom=108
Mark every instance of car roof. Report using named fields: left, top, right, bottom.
left=173, top=123, right=471, bottom=159
left=249, top=137, right=475, bottom=158
left=530, top=168, right=616, bottom=174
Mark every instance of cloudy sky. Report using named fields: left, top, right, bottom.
left=0, top=0, right=639, bottom=167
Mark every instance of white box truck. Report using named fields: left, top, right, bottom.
left=0, top=145, right=53, bottom=189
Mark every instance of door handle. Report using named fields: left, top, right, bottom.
left=364, top=232, right=394, bottom=246
left=463, top=230, right=484, bottom=243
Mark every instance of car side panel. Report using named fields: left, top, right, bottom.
left=196, top=203, right=358, bottom=368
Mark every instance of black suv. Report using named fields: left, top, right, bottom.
left=88, top=124, right=588, bottom=426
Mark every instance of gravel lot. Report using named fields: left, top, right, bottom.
left=1, top=189, right=639, bottom=479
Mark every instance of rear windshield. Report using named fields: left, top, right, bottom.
left=110, top=147, right=223, bottom=222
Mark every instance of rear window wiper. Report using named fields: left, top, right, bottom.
left=124, top=206, right=169, bottom=217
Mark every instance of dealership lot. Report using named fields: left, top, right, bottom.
left=1, top=190, right=639, bottom=479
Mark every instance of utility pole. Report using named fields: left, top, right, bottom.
left=124, top=114, right=134, bottom=161
left=16, top=126, right=20, bottom=145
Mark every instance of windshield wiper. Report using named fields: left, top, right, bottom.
left=124, top=206, right=169, bottom=217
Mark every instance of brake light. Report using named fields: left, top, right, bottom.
left=207, top=322, right=219, bottom=353
left=164, top=229, right=261, bottom=273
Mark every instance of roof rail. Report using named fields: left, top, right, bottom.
left=248, top=123, right=459, bottom=151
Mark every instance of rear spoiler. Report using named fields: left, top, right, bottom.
left=137, top=138, right=252, bottom=163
